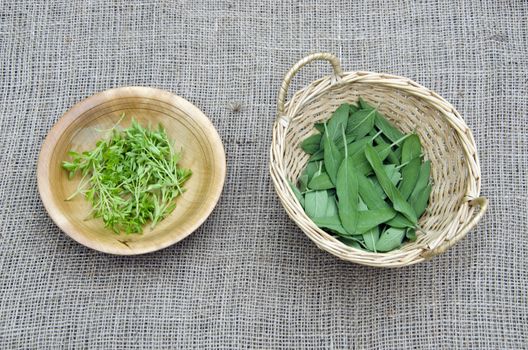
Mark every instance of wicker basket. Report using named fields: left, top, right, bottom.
left=270, top=53, right=488, bottom=267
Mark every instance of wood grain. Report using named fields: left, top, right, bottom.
left=37, top=87, right=226, bottom=255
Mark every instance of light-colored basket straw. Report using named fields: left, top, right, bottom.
left=270, top=53, right=488, bottom=267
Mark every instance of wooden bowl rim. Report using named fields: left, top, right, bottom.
left=37, top=86, right=226, bottom=255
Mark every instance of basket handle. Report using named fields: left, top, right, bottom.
left=277, top=53, right=343, bottom=116
left=422, top=196, right=488, bottom=259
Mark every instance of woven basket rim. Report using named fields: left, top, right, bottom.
left=270, top=53, right=488, bottom=267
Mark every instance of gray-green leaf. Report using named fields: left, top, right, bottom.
left=346, top=108, right=376, bottom=139
left=336, top=156, right=359, bottom=234
left=401, top=134, right=422, bottom=163
left=300, top=133, right=322, bottom=154
left=323, top=128, right=344, bottom=185
left=288, top=180, right=304, bottom=208
left=364, top=145, right=417, bottom=224
left=383, top=164, right=402, bottom=186
left=374, top=112, right=404, bottom=144
left=363, top=226, right=380, bottom=252
left=406, top=228, right=417, bottom=242
left=298, top=174, right=309, bottom=192
left=376, top=227, right=406, bottom=252
left=308, top=171, right=334, bottom=190
left=313, top=216, right=348, bottom=235
left=326, top=103, right=350, bottom=141
left=410, top=183, right=432, bottom=218
left=304, top=190, right=329, bottom=218
left=386, top=213, right=415, bottom=229
left=398, top=157, right=421, bottom=200
left=356, top=207, right=397, bottom=234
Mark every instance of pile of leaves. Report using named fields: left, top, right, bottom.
left=290, top=98, right=431, bottom=252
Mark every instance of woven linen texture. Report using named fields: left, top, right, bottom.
left=0, top=0, right=527, bottom=348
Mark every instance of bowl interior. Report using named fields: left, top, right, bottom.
left=284, top=82, right=472, bottom=249
left=38, top=87, right=226, bottom=254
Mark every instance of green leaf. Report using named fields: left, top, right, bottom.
left=376, top=227, right=406, bottom=252
left=298, top=174, right=309, bottom=192
left=326, top=103, right=350, bottom=141
left=325, top=195, right=339, bottom=217
left=308, top=149, right=324, bottom=161
left=304, top=190, right=329, bottom=218
left=406, top=228, right=417, bottom=242
left=288, top=180, right=304, bottom=207
left=410, top=160, right=431, bottom=196
left=302, top=161, right=321, bottom=182
left=338, top=236, right=366, bottom=248
left=346, top=108, right=376, bottom=139
left=368, top=176, right=387, bottom=200
left=363, top=226, right=380, bottom=252
left=314, top=123, right=325, bottom=133
left=337, top=136, right=370, bottom=155
left=383, top=164, right=402, bottom=186
left=300, top=133, right=322, bottom=154
left=308, top=171, right=334, bottom=190
left=364, top=145, right=417, bottom=224
left=401, top=134, right=422, bottom=163
left=358, top=97, right=375, bottom=110
left=386, top=213, right=415, bottom=229
left=398, top=157, right=421, bottom=200
left=323, top=125, right=344, bottom=184
left=312, top=215, right=348, bottom=235
left=410, top=183, right=432, bottom=218
left=356, top=207, right=397, bottom=234
left=374, top=112, right=405, bottom=144
left=357, top=172, right=390, bottom=209
left=336, top=155, right=359, bottom=235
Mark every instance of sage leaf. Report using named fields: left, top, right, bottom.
left=308, top=171, right=334, bottom=190
left=339, top=236, right=366, bottom=248
left=406, top=228, right=417, bottom=242
left=368, top=176, right=387, bottom=200
left=309, top=149, right=324, bottom=161
left=374, top=112, right=405, bottom=143
left=346, top=108, right=376, bottom=139
left=401, top=134, right=422, bottom=163
left=376, top=227, right=406, bottom=252
left=300, top=133, right=322, bottom=154
left=323, top=125, right=344, bottom=184
left=358, top=97, right=375, bottom=110
left=385, top=213, right=415, bottom=228
left=383, top=164, right=402, bottom=186
left=357, top=172, right=390, bottom=209
left=363, top=226, right=380, bottom=252
left=313, top=216, right=348, bottom=235
left=298, top=174, right=309, bottom=192
left=410, top=183, right=432, bottom=217
left=304, top=190, right=329, bottom=218
left=398, top=157, right=421, bottom=200
left=336, top=154, right=359, bottom=235
left=302, top=161, right=322, bottom=182
left=364, top=145, right=417, bottom=224
left=326, top=103, right=350, bottom=141
left=288, top=180, right=304, bottom=207
left=410, top=160, right=431, bottom=198
left=356, top=207, right=397, bottom=234
left=326, top=195, right=339, bottom=217
left=314, top=123, right=325, bottom=133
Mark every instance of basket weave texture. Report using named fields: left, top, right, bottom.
left=270, top=53, right=488, bottom=267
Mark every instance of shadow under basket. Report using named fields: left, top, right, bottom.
left=270, top=53, right=488, bottom=267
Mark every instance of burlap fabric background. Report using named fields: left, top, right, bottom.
left=1, top=0, right=527, bottom=348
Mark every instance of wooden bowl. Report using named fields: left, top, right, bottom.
left=38, top=87, right=226, bottom=255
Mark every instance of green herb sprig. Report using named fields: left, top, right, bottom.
left=62, top=116, right=192, bottom=234
left=292, top=99, right=432, bottom=253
